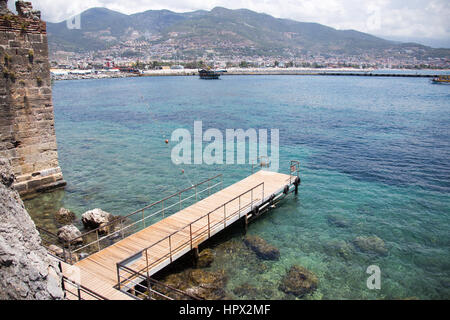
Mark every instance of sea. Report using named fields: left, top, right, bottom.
left=25, top=72, right=450, bottom=299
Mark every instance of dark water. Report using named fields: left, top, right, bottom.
left=25, top=74, right=450, bottom=299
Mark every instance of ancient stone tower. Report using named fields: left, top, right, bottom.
left=0, top=0, right=65, bottom=197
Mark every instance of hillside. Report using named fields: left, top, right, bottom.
left=47, top=7, right=449, bottom=60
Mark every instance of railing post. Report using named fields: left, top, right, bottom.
left=96, top=229, right=100, bottom=252
left=190, top=224, right=193, bottom=250
left=224, top=203, right=226, bottom=228
left=207, top=213, right=210, bottom=238
left=251, top=189, right=254, bottom=210
left=262, top=183, right=264, bottom=202
left=62, top=245, right=67, bottom=263
left=179, top=192, right=182, bottom=211
left=169, top=236, right=172, bottom=263
left=208, top=180, right=210, bottom=195
left=142, top=209, right=145, bottom=228
left=239, top=196, right=241, bottom=218
left=68, top=241, right=73, bottom=264
left=117, top=264, right=121, bottom=290
left=145, top=249, right=150, bottom=279
left=195, top=185, right=197, bottom=202
left=121, top=218, right=124, bottom=239
left=77, top=285, right=81, bottom=300
left=162, top=201, right=165, bottom=218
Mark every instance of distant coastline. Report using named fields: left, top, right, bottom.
left=51, top=67, right=450, bottom=81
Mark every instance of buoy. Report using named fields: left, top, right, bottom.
left=181, top=169, right=185, bottom=174
left=165, top=139, right=169, bottom=144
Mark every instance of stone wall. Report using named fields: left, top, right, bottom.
left=0, top=1, right=65, bottom=197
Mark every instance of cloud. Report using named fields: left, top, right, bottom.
left=9, top=0, right=450, bottom=46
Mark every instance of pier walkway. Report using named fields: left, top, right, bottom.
left=42, top=164, right=300, bottom=300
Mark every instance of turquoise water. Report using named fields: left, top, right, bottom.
left=25, top=75, right=450, bottom=299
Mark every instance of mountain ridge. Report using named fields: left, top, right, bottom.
left=46, top=6, right=449, bottom=61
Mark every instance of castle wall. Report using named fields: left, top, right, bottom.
left=0, top=1, right=65, bottom=197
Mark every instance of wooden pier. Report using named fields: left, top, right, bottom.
left=49, top=165, right=300, bottom=300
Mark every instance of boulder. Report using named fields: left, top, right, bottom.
left=57, top=225, right=82, bottom=245
left=279, top=265, right=318, bottom=297
left=47, top=244, right=78, bottom=263
left=233, top=282, right=260, bottom=298
left=353, top=236, right=388, bottom=256
left=244, top=235, right=280, bottom=260
left=187, top=269, right=228, bottom=300
left=327, top=214, right=351, bottom=228
left=324, top=240, right=354, bottom=261
left=81, top=208, right=114, bottom=230
left=55, top=207, right=76, bottom=225
left=197, top=248, right=214, bottom=268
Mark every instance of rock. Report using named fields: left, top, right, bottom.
left=47, top=244, right=78, bottom=263
left=0, top=158, right=63, bottom=300
left=187, top=269, right=228, bottom=300
left=78, top=252, right=89, bottom=260
left=327, top=214, right=351, bottom=228
left=57, top=225, right=82, bottom=246
left=279, top=265, right=318, bottom=297
left=324, top=240, right=354, bottom=260
left=233, top=282, right=259, bottom=298
left=158, top=268, right=228, bottom=300
left=81, top=208, right=114, bottom=230
left=243, top=235, right=280, bottom=260
left=353, top=236, right=388, bottom=256
left=48, top=244, right=64, bottom=257
left=54, top=207, right=76, bottom=225
left=197, top=249, right=214, bottom=268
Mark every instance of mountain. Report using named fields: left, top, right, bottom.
left=47, top=7, right=449, bottom=60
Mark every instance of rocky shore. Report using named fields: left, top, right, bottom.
left=0, top=158, right=63, bottom=299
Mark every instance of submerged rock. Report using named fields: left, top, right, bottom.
left=327, top=214, right=351, bottom=228
left=54, top=207, right=76, bottom=225
left=188, top=269, right=228, bottom=300
left=57, top=224, right=82, bottom=245
left=353, top=236, right=388, bottom=256
left=279, top=265, right=318, bottom=297
left=324, top=240, right=355, bottom=261
left=233, top=282, right=260, bottom=298
left=81, top=208, right=114, bottom=230
left=244, top=235, right=280, bottom=260
left=197, top=248, right=215, bottom=268
left=159, top=268, right=228, bottom=300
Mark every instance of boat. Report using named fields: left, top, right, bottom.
left=198, top=69, right=221, bottom=80
left=431, top=75, right=450, bottom=84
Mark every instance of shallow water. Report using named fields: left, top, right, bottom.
left=25, top=74, right=450, bottom=299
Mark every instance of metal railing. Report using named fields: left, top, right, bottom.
left=117, top=182, right=265, bottom=292
left=116, top=265, right=201, bottom=300
left=289, top=160, right=300, bottom=184
left=37, top=174, right=223, bottom=264
left=62, top=275, right=108, bottom=300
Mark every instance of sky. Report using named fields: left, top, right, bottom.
left=8, top=0, right=450, bottom=48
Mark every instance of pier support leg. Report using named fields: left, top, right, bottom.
left=193, top=247, right=199, bottom=267
left=243, top=215, right=248, bottom=235
left=294, top=177, right=301, bottom=195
